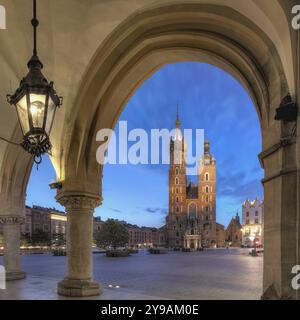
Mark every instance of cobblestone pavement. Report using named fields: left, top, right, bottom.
left=0, top=248, right=262, bottom=300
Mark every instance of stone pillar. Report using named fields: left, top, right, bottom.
left=56, top=192, right=101, bottom=297
left=0, top=216, right=26, bottom=280
left=260, top=134, right=298, bottom=299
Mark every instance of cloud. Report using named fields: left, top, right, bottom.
left=109, top=207, right=122, bottom=214
left=144, top=207, right=168, bottom=215
left=218, top=171, right=263, bottom=202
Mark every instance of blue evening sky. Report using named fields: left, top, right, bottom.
left=26, top=62, right=263, bottom=228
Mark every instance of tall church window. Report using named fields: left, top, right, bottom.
left=176, top=188, right=179, bottom=194
left=176, top=197, right=179, bottom=203
left=205, top=173, right=209, bottom=181
left=175, top=167, right=179, bottom=175
left=188, top=203, right=197, bottom=219
left=205, top=186, right=209, bottom=193
left=175, top=177, right=179, bottom=185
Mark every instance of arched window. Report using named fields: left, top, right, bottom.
left=205, top=173, right=209, bottom=181
left=175, top=177, right=179, bottom=185
left=176, top=197, right=179, bottom=203
left=176, top=206, right=180, bottom=213
left=205, top=186, right=209, bottom=193
left=176, top=188, right=179, bottom=194
left=175, top=167, right=179, bottom=175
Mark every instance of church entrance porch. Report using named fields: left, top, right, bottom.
left=184, top=235, right=201, bottom=251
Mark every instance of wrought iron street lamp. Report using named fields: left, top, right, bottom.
left=7, top=0, right=62, bottom=164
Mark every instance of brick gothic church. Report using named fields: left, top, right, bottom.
left=166, top=113, right=217, bottom=249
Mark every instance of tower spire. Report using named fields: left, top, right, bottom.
left=176, top=102, right=180, bottom=128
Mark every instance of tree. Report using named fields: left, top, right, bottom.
left=31, top=229, right=50, bottom=245
left=20, top=233, right=31, bottom=246
left=95, top=219, right=129, bottom=249
left=52, top=233, right=66, bottom=246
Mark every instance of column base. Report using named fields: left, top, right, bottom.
left=6, top=271, right=26, bottom=281
left=58, top=279, right=101, bottom=297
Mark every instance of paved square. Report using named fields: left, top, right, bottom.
left=0, top=248, right=262, bottom=300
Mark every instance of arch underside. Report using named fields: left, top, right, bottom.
left=0, top=1, right=291, bottom=199
left=62, top=4, right=288, bottom=193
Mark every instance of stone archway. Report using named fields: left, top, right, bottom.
left=59, top=2, right=297, bottom=299
left=0, top=1, right=298, bottom=299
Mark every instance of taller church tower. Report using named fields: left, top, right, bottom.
left=166, top=111, right=187, bottom=247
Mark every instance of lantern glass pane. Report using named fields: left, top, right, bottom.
left=45, top=96, right=56, bottom=135
left=16, top=95, right=30, bottom=134
left=29, top=93, right=46, bottom=129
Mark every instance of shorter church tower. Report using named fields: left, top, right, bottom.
left=198, top=140, right=217, bottom=247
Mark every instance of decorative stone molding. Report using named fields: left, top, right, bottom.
left=0, top=216, right=25, bottom=225
left=261, top=167, right=297, bottom=185
left=56, top=191, right=102, bottom=211
left=258, top=136, right=297, bottom=168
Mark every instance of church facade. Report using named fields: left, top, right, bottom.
left=166, top=115, right=217, bottom=249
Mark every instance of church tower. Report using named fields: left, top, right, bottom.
left=166, top=110, right=187, bottom=247
left=198, top=140, right=217, bottom=246
left=165, top=109, right=217, bottom=249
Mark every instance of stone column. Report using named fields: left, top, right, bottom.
left=56, top=192, right=101, bottom=297
left=0, top=216, right=26, bottom=280
left=260, top=133, right=298, bottom=299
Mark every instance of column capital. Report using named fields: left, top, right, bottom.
left=56, top=191, right=102, bottom=211
left=0, top=216, right=25, bottom=225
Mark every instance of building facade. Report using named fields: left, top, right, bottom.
left=216, top=223, right=226, bottom=248
left=241, top=198, right=264, bottom=247
left=1, top=205, right=102, bottom=244
left=126, top=225, right=154, bottom=247
left=225, top=212, right=242, bottom=247
left=166, top=114, right=217, bottom=249
left=22, top=205, right=67, bottom=242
